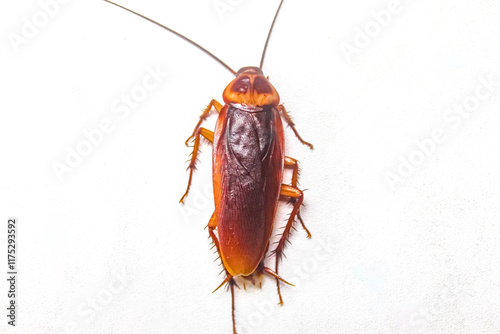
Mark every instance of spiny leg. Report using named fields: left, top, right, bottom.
left=180, top=99, right=222, bottom=203
left=185, top=99, right=223, bottom=145
left=179, top=128, right=213, bottom=203
left=212, top=276, right=238, bottom=334
left=207, top=212, right=221, bottom=262
left=277, top=104, right=314, bottom=149
left=284, top=157, right=311, bottom=238
left=263, top=266, right=294, bottom=286
left=207, top=213, right=238, bottom=334
left=272, top=185, right=308, bottom=304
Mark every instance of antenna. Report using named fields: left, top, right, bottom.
left=103, top=0, right=237, bottom=76
left=260, top=0, right=284, bottom=70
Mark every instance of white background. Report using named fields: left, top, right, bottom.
left=1, top=0, right=500, bottom=333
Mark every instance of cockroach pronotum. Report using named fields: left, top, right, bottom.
left=104, top=0, right=313, bottom=332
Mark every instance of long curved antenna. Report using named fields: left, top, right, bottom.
left=259, top=0, right=284, bottom=70
left=103, top=0, right=237, bottom=76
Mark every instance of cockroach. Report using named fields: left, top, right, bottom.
left=104, top=1, right=313, bottom=332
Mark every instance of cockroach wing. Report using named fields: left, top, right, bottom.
left=213, top=105, right=285, bottom=277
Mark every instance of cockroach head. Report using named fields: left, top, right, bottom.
left=223, top=67, right=280, bottom=108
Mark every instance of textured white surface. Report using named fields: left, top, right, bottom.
left=1, top=0, right=500, bottom=333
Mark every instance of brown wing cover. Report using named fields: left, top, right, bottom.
left=213, top=105, right=284, bottom=276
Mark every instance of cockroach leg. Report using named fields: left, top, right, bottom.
left=212, top=274, right=238, bottom=333
left=207, top=212, right=219, bottom=246
left=276, top=104, right=314, bottom=150
left=213, top=276, right=239, bottom=333
left=208, top=214, right=239, bottom=333
left=213, top=276, right=230, bottom=293
left=296, top=211, right=311, bottom=239
left=272, top=184, right=306, bottom=304
left=207, top=212, right=224, bottom=264
left=179, top=128, right=214, bottom=203
left=209, top=214, right=235, bottom=291
left=283, top=157, right=311, bottom=238
left=263, top=267, right=294, bottom=286
left=284, top=156, right=299, bottom=188
left=229, top=278, right=237, bottom=334
left=185, top=99, right=223, bottom=146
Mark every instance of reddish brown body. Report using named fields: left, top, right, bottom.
left=180, top=67, right=313, bottom=333
left=102, top=1, right=312, bottom=333
left=213, top=68, right=284, bottom=277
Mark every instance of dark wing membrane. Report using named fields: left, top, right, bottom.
left=214, top=106, right=284, bottom=275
